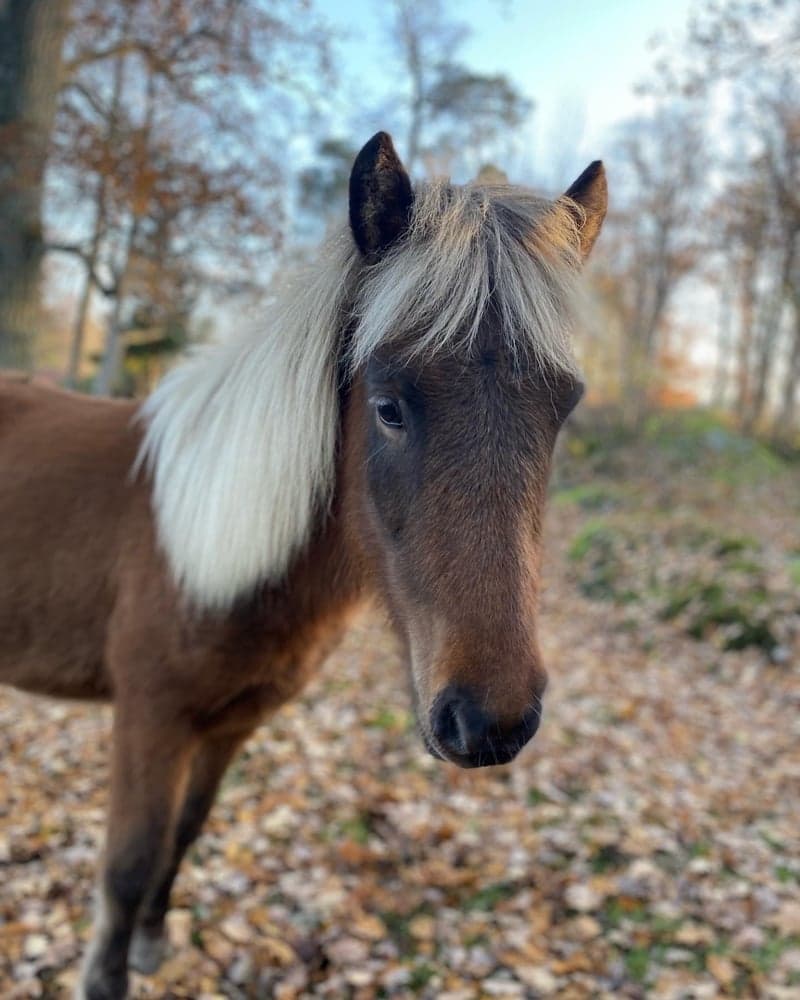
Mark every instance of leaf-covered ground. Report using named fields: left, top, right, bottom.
left=1, top=412, right=799, bottom=999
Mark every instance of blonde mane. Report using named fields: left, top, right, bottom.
left=138, top=179, right=584, bottom=609
left=349, top=180, right=583, bottom=373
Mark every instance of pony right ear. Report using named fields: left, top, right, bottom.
left=349, top=132, right=414, bottom=263
left=560, top=160, right=608, bottom=262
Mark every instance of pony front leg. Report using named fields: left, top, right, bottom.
left=79, top=708, right=195, bottom=1000
left=129, top=729, right=250, bottom=974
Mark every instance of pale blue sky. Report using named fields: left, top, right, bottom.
left=316, top=0, right=695, bottom=185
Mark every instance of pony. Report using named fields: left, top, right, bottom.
left=0, top=132, right=606, bottom=999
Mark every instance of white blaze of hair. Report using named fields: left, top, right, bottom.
left=137, top=231, right=361, bottom=610
left=138, top=180, right=585, bottom=610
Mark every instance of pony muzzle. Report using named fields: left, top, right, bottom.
left=426, top=684, right=543, bottom=768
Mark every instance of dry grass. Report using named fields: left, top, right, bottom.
left=1, top=416, right=799, bottom=999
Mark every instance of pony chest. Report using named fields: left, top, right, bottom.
left=206, top=608, right=352, bottom=720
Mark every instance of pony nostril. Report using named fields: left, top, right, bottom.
left=430, top=688, right=491, bottom=757
left=432, top=698, right=459, bottom=750
left=521, top=702, right=542, bottom=742
left=429, top=686, right=544, bottom=766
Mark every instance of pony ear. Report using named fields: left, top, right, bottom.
left=560, top=160, right=607, bottom=261
left=349, top=132, right=414, bottom=263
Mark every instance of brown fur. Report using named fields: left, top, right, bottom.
left=0, top=136, right=606, bottom=999
left=0, top=375, right=370, bottom=999
left=0, top=377, right=365, bottom=707
left=0, top=356, right=560, bottom=996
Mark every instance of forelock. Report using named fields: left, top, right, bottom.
left=348, top=178, right=584, bottom=377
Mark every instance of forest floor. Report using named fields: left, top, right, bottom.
left=1, top=411, right=799, bottom=999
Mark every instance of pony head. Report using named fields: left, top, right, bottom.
left=346, top=132, right=606, bottom=767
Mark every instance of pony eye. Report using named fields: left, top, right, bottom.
left=375, top=397, right=404, bottom=429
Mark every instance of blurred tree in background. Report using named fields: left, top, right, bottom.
left=0, top=0, right=798, bottom=444
left=0, top=0, right=70, bottom=369
left=49, top=0, right=331, bottom=393
left=593, top=106, right=708, bottom=424
left=2, top=0, right=331, bottom=392
left=298, top=0, right=532, bottom=227
left=385, top=0, right=531, bottom=176
left=605, top=0, right=800, bottom=439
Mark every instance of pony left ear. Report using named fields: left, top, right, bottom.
left=560, top=160, right=608, bottom=262
left=349, top=131, right=414, bottom=263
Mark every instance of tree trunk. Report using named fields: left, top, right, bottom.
left=745, top=244, right=794, bottom=433
left=93, top=198, right=140, bottom=396
left=406, top=54, right=424, bottom=172
left=735, top=252, right=758, bottom=423
left=712, top=270, right=735, bottom=408
left=93, top=268, right=128, bottom=396
left=66, top=157, right=115, bottom=388
left=65, top=236, right=97, bottom=388
left=0, top=0, right=70, bottom=369
left=620, top=245, right=649, bottom=427
left=395, top=0, right=424, bottom=171
left=65, top=20, right=132, bottom=388
left=94, top=64, right=154, bottom=396
left=777, top=299, right=800, bottom=433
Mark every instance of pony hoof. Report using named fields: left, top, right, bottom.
left=128, top=925, right=167, bottom=974
left=75, top=969, right=129, bottom=1000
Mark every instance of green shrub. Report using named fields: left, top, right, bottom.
left=552, top=482, right=626, bottom=511
left=568, top=520, right=639, bottom=602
